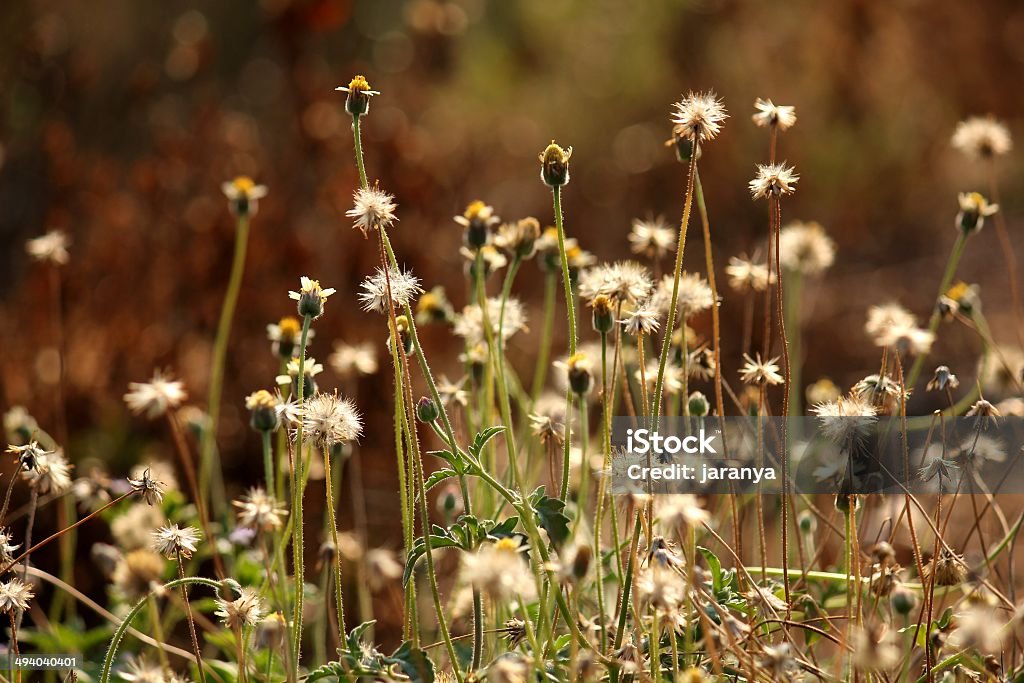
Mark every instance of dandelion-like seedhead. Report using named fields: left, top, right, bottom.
left=151, top=524, right=201, bottom=560
left=628, top=217, right=676, bottom=260
left=725, top=255, right=774, bottom=292
left=128, top=468, right=166, bottom=506
left=671, top=91, right=728, bottom=143
left=460, top=537, right=536, bottom=601
left=0, top=578, right=34, bottom=614
left=289, top=276, right=336, bottom=319
left=25, top=229, right=70, bottom=265
left=348, top=186, right=398, bottom=237
left=578, top=261, right=654, bottom=306
left=20, top=448, right=73, bottom=494
left=778, top=221, right=835, bottom=275
left=359, top=266, right=423, bottom=314
left=812, top=395, right=878, bottom=445
left=0, top=527, right=20, bottom=565
left=752, top=98, right=797, bottom=131
left=951, top=115, right=1012, bottom=160
left=749, top=162, right=799, bottom=199
left=297, top=391, right=363, bottom=448
left=336, top=74, right=380, bottom=117
left=329, top=340, right=379, bottom=379
left=621, top=303, right=660, bottom=337
left=652, top=272, right=715, bottom=318
left=215, top=586, right=266, bottom=630
left=124, top=371, right=187, bottom=419
left=738, top=353, right=784, bottom=387
left=453, top=297, right=527, bottom=344
left=234, top=487, right=287, bottom=533
left=221, top=176, right=268, bottom=217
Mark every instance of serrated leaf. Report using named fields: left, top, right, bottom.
left=489, top=516, right=520, bottom=538
left=403, top=535, right=462, bottom=585
left=346, top=620, right=378, bottom=655
left=529, top=486, right=571, bottom=547
left=470, top=426, right=507, bottom=460
left=423, top=467, right=459, bottom=493
left=305, top=662, right=346, bottom=682
left=385, top=641, right=435, bottom=683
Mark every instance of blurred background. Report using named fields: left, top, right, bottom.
left=0, top=0, right=1022, bottom=640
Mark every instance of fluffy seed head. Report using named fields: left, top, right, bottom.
left=671, top=91, right=728, bottom=143
left=25, top=230, right=70, bottom=265
left=951, top=115, right=1012, bottom=159
left=0, top=579, right=34, bottom=614
left=749, top=162, right=799, bottom=199
left=298, top=391, right=363, bottom=448
left=124, top=371, right=187, bottom=419
left=151, top=524, right=201, bottom=559
left=359, top=266, right=423, bottom=314
left=778, top=222, right=835, bottom=275
left=752, top=98, right=797, bottom=131
left=347, top=186, right=398, bottom=237
left=215, top=587, right=265, bottom=630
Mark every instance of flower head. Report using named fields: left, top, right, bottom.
left=289, top=276, right=336, bottom=319
left=0, top=578, right=34, bottom=614
left=329, top=341, right=379, bottom=379
left=951, top=115, right=1012, bottom=160
left=26, top=230, right=70, bottom=265
left=215, top=587, right=265, bottom=630
left=621, top=303, right=660, bottom=337
left=276, top=356, right=324, bottom=396
left=956, top=191, right=999, bottom=233
left=778, top=221, right=835, bottom=275
left=628, top=217, right=676, bottom=260
left=726, top=255, right=774, bottom=292
left=336, top=74, right=380, bottom=116
left=752, top=98, right=797, bottom=131
left=124, top=371, right=187, bottom=419
left=266, top=316, right=313, bottom=360
left=20, top=448, right=73, bottom=494
left=671, top=91, right=728, bottom=143
left=221, top=176, right=268, bottom=216
left=539, top=141, right=572, bottom=187
left=128, top=468, right=166, bottom=506
left=359, top=266, right=423, bottom=314
left=812, top=395, right=878, bottom=445
left=494, top=217, right=542, bottom=259
left=151, top=524, right=201, bottom=560
left=652, top=272, right=715, bottom=318
left=453, top=297, right=527, bottom=344
left=460, top=537, right=535, bottom=601
left=578, top=261, right=654, bottom=306
left=739, top=353, right=784, bottom=386
left=749, top=162, right=799, bottom=199
left=347, top=186, right=398, bottom=237
left=298, top=391, right=362, bottom=448
left=0, top=527, right=20, bottom=565
left=246, top=389, right=282, bottom=432
left=234, top=487, right=287, bottom=533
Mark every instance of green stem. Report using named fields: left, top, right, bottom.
left=552, top=186, right=578, bottom=502
left=321, top=446, right=346, bottom=639
left=99, top=577, right=223, bottom=683
left=653, top=150, right=698, bottom=426
left=532, top=272, right=558, bottom=402
left=290, top=315, right=312, bottom=678
left=352, top=115, right=369, bottom=190
left=262, top=431, right=275, bottom=498
left=783, top=269, right=803, bottom=416
left=906, top=231, right=969, bottom=389
left=200, top=213, right=251, bottom=516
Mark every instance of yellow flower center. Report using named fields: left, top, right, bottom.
left=463, top=200, right=487, bottom=220
left=494, top=538, right=520, bottom=553
left=232, top=176, right=256, bottom=193
left=348, top=75, right=371, bottom=92
left=278, top=316, right=302, bottom=338
left=946, top=281, right=970, bottom=301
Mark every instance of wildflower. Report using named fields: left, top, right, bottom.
left=671, top=91, right=728, bottom=143
left=21, top=448, right=73, bottom=494
left=415, top=286, right=455, bottom=325
left=578, top=261, right=653, bottom=306
left=0, top=578, right=33, bottom=613
left=112, top=550, right=164, bottom=600
left=951, top=115, right=1012, bottom=160
left=128, top=468, right=166, bottom=506
left=636, top=362, right=686, bottom=395
left=657, top=494, right=709, bottom=530
left=529, top=395, right=567, bottom=448
left=923, top=549, right=966, bottom=586
left=25, top=229, right=70, bottom=265
left=364, top=549, right=403, bottom=591
left=948, top=606, right=1005, bottom=653
left=502, top=618, right=527, bottom=649
left=918, top=455, right=959, bottom=484
left=758, top=643, right=798, bottom=680
left=275, top=356, right=324, bottom=396
left=299, top=391, right=362, bottom=448
left=778, top=221, right=835, bottom=275
left=245, top=389, right=281, bottom=433
left=267, top=316, right=312, bottom=360
left=329, top=340, right=378, bottom=379
left=6, top=440, right=48, bottom=471
left=628, top=216, right=676, bottom=260
left=3, top=406, right=38, bottom=445
left=806, top=378, right=840, bottom=405
left=590, top=294, right=615, bottom=333
left=256, top=611, right=288, bottom=651
left=460, top=536, right=536, bottom=601
left=875, top=320, right=934, bottom=356
left=0, top=528, right=20, bottom=565
left=389, top=314, right=415, bottom=356
left=555, top=353, right=593, bottom=396
left=688, top=391, right=710, bottom=416
left=865, top=304, right=917, bottom=342
left=288, top=276, right=336, bottom=319
left=687, top=346, right=716, bottom=381
left=452, top=297, right=527, bottom=344
left=852, top=373, right=908, bottom=411
left=927, top=366, right=960, bottom=393
left=956, top=191, right=999, bottom=234
left=749, top=162, right=799, bottom=199
left=539, top=141, right=572, bottom=187
left=234, top=487, right=287, bottom=533
left=221, top=176, right=268, bottom=217
left=336, top=74, right=379, bottom=117
left=489, top=655, right=531, bottom=683
left=752, top=98, right=797, bottom=131
left=812, top=394, right=878, bottom=445
left=454, top=200, right=500, bottom=250
left=215, top=587, right=265, bottom=630
left=652, top=272, right=715, bottom=318
left=957, top=433, right=1006, bottom=466
left=358, top=266, right=423, bottom=314
left=725, top=255, right=774, bottom=292
left=347, top=186, right=398, bottom=238
left=739, top=353, right=784, bottom=386
left=621, top=303, right=660, bottom=336
left=966, top=398, right=1001, bottom=428
left=151, top=524, right=201, bottom=560
left=890, top=584, right=918, bottom=616
left=124, top=371, right=187, bottom=419
left=494, top=217, right=542, bottom=259
left=437, top=375, right=469, bottom=407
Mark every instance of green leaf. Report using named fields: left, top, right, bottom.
left=470, top=425, right=507, bottom=459
left=697, top=546, right=722, bottom=592
left=305, top=662, right=346, bottom=682
left=489, top=516, right=520, bottom=538
left=423, top=467, right=459, bottom=493
left=345, top=620, right=378, bottom=656
left=385, top=641, right=435, bottom=683
left=404, top=534, right=462, bottom=585
left=529, top=486, right=571, bottom=547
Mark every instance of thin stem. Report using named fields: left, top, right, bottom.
left=352, top=115, right=369, bottom=190
left=553, top=185, right=578, bottom=502
left=772, top=196, right=792, bottom=610
left=321, top=446, right=346, bottom=638
left=176, top=553, right=207, bottom=683
left=262, top=430, right=275, bottom=495
left=200, top=213, right=251, bottom=517
left=531, top=271, right=558, bottom=402
left=290, top=315, right=312, bottom=678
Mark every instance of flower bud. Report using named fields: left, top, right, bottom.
left=337, top=75, right=379, bottom=117
left=590, top=295, right=615, bottom=333
left=956, top=191, right=998, bottom=234
left=416, top=396, right=440, bottom=423
left=890, top=584, right=917, bottom=616
left=570, top=544, right=592, bottom=582
left=797, top=509, right=817, bottom=535
left=246, top=390, right=281, bottom=433
left=539, top=141, right=572, bottom=187
left=687, top=391, right=710, bottom=417
left=389, top=315, right=415, bottom=356
left=565, top=353, right=593, bottom=396
left=221, top=177, right=268, bottom=217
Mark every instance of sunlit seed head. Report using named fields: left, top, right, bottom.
left=951, top=115, right=1012, bottom=160
left=671, top=91, right=728, bottom=144
left=124, top=370, right=188, bottom=419
left=215, top=587, right=265, bottom=630
left=749, top=162, right=799, bottom=200
left=752, top=98, right=797, bottom=131
left=359, top=266, right=423, bottom=314
left=0, top=578, right=33, bottom=614
left=778, top=221, right=835, bottom=275
left=347, top=186, right=398, bottom=237
left=738, top=353, right=784, bottom=387
left=151, top=524, right=201, bottom=560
